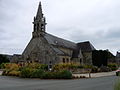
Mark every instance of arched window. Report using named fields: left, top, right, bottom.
left=80, top=59, right=82, bottom=64
left=63, top=58, right=65, bottom=63
left=66, top=58, right=69, bottom=63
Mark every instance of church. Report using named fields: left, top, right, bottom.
left=20, top=2, right=96, bottom=66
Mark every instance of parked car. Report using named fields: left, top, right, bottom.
left=116, top=67, right=120, bottom=76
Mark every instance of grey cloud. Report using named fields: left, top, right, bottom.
left=0, top=0, right=120, bottom=55
left=105, top=28, right=120, bottom=39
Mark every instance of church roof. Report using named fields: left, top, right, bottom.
left=77, top=41, right=96, bottom=52
left=44, top=33, right=77, bottom=50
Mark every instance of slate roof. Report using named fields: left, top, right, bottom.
left=77, top=41, right=96, bottom=52
left=44, top=33, right=77, bottom=50
left=44, top=34, right=96, bottom=57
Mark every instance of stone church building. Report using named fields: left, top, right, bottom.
left=20, top=2, right=96, bottom=65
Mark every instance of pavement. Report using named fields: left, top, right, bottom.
left=0, top=76, right=118, bottom=90
left=73, top=71, right=116, bottom=78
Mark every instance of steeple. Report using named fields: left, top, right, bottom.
left=32, top=2, right=46, bottom=38
left=36, top=2, right=43, bottom=19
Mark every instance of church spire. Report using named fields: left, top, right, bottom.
left=36, top=2, right=43, bottom=19
left=32, top=2, right=46, bottom=38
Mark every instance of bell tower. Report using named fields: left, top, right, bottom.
left=32, top=2, right=46, bottom=38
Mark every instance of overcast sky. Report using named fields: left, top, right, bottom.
left=0, top=0, right=120, bottom=55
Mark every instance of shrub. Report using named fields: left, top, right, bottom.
left=114, top=79, right=120, bottom=90
left=24, top=63, right=48, bottom=71
left=83, top=65, right=93, bottom=69
left=39, top=64, right=48, bottom=70
left=108, top=63, right=118, bottom=71
left=0, top=54, right=9, bottom=64
left=58, top=70, right=72, bottom=79
left=0, top=63, right=5, bottom=69
left=41, top=70, right=72, bottom=79
left=20, top=67, right=33, bottom=78
left=42, top=72, right=54, bottom=79
left=4, top=63, right=20, bottom=71
left=99, top=66, right=111, bottom=72
left=53, top=63, right=81, bottom=71
left=91, top=66, right=98, bottom=73
left=8, top=71, right=20, bottom=76
left=53, top=70, right=72, bottom=79
left=31, top=69, right=44, bottom=78
left=77, top=65, right=84, bottom=69
left=2, top=69, right=10, bottom=76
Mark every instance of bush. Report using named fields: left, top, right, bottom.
left=91, top=66, right=98, bottom=73
left=99, top=66, right=111, bottom=72
left=0, top=54, right=9, bottom=64
left=2, top=63, right=72, bottom=79
left=53, top=63, right=81, bottom=71
left=31, top=69, right=44, bottom=78
left=42, top=72, right=54, bottom=79
left=39, top=64, right=48, bottom=70
left=20, top=67, right=33, bottom=78
left=8, top=71, right=20, bottom=76
left=108, top=63, right=118, bottom=71
left=41, top=70, right=72, bottom=79
left=114, top=79, right=120, bottom=90
left=4, top=63, right=20, bottom=71
left=83, top=65, right=93, bottom=69
left=24, top=63, right=48, bottom=71
left=58, top=70, right=72, bottom=79
left=2, top=69, right=10, bottom=76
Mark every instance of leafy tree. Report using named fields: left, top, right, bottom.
left=0, top=54, right=9, bottom=64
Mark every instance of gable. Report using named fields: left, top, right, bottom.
left=77, top=41, right=96, bottom=52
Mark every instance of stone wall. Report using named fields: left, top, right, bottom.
left=59, top=56, right=71, bottom=63
left=58, top=47, right=73, bottom=56
left=22, top=36, right=59, bottom=65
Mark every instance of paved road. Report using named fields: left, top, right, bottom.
left=0, top=76, right=119, bottom=90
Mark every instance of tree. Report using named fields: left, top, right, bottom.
left=0, top=54, right=9, bottom=64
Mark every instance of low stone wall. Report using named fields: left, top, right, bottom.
left=0, top=69, right=3, bottom=75
left=71, top=68, right=91, bottom=74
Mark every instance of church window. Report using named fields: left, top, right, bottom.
left=49, top=61, right=52, bottom=64
left=66, top=58, right=69, bottom=63
left=63, top=58, right=65, bottom=63
left=80, top=59, right=82, bottom=64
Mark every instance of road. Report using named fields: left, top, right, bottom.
left=0, top=76, right=119, bottom=90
